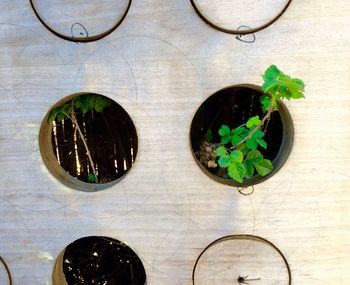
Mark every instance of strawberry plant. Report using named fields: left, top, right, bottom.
left=215, top=65, right=305, bottom=183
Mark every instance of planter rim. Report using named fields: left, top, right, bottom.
left=39, top=92, right=137, bottom=192
left=192, top=234, right=291, bottom=285
left=189, top=0, right=293, bottom=35
left=189, top=84, right=294, bottom=188
left=29, top=0, right=132, bottom=42
left=52, top=236, right=147, bottom=285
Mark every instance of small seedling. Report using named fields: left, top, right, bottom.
left=215, top=65, right=305, bottom=183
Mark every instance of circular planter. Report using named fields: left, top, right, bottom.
left=39, top=93, right=138, bottom=191
left=53, top=236, right=147, bottom=285
left=190, top=0, right=292, bottom=35
left=30, top=0, right=132, bottom=42
left=192, top=234, right=291, bottom=285
left=190, top=84, right=294, bottom=187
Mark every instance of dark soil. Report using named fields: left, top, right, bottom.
left=63, top=236, right=146, bottom=285
left=190, top=86, right=283, bottom=179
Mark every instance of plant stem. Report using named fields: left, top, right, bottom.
left=234, top=103, right=274, bottom=148
left=70, top=104, right=98, bottom=183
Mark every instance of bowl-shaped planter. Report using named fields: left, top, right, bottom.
left=190, top=84, right=294, bottom=187
left=39, top=93, right=138, bottom=191
left=52, top=236, right=147, bottom=285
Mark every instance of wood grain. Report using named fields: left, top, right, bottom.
left=0, top=0, right=349, bottom=284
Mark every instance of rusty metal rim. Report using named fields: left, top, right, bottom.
left=38, top=92, right=137, bottom=192
left=0, top=256, right=12, bottom=285
left=29, top=0, right=132, bottom=42
left=189, top=0, right=293, bottom=35
left=192, top=234, right=291, bottom=285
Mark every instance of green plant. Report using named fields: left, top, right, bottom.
left=215, top=65, right=305, bottom=183
left=48, top=94, right=110, bottom=183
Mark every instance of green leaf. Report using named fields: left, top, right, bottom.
left=218, top=125, right=230, bottom=137
left=262, top=79, right=279, bottom=94
left=246, top=137, right=258, bottom=150
left=252, top=129, right=265, bottom=139
left=218, top=156, right=230, bottom=168
left=246, top=116, right=261, bottom=129
left=262, top=65, right=305, bottom=103
left=48, top=109, right=57, bottom=123
left=227, top=162, right=246, bottom=183
left=293, top=78, right=305, bottom=89
left=230, top=150, right=243, bottom=163
left=94, top=104, right=104, bottom=112
left=216, top=146, right=228, bottom=157
left=260, top=95, right=271, bottom=113
left=254, top=159, right=273, bottom=176
left=262, top=65, right=281, bottom=81
left=233, top=126, right=245, bottom=135
left=246, top=150, right=264, bottom=165
left=221, top=135, right=231, bottom=145
left=57, top=112, right=66, bottom=122
left=256, top=138, right=267, bottom=149
left=243, top=162, right=254, bottom=179
left=74, top=99, right=82, bottom=109
left=231, top=134, right=242, bottom=145
left=88, top=173, right=97, bottom=183
left=94, top=97, right=109, bottom=112
left=287, top=82, right=305, bottom=99
left=80, top=101, right=89, bottom=114
left=236, top=143, right=249, bottom=156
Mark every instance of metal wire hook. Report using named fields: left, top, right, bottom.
left=238, top=185, right=255, bottom=196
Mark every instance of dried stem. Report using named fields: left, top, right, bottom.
left=70, top=103, right=98, bottom=183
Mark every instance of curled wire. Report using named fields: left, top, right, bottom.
left=238, top=185, right=255, bottom=196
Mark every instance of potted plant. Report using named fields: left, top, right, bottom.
left=190, top=65, right=304, bottom=187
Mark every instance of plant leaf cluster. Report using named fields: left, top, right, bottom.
left=48, top=94, right=110, bottom=123
left=215, top=65, right=305, bottom=183
left=216, top=121, right=272, bottom=183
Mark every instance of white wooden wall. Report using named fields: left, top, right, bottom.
left=0, top=0, right=349, bottom=284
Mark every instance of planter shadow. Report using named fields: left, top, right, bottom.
left=190, top=84, right=294, bottom=188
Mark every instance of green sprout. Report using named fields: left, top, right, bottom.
left=216, top=65, right=305, bottom=183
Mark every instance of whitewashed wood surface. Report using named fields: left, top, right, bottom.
left=0, top=0, right=349, bottom=284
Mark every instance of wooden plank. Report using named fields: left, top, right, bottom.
left=0, top=0, right=349, bottom=284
